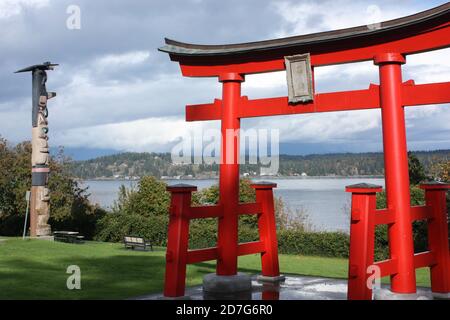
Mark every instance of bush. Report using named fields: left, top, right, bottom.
left=95, top=212, right=169, bottom=245
left=189, top=219, right=218, bottom=249
left=95, top=211, right=353, bottom=258
left=277, top=230, right=349, bottom=258
left=0, top=138, right=105, bottom=239
left=95, top=176, right=351, bottom=258
left=112, top=176, right=170, bottom=217
left=374, top=225, right=389, bottom=261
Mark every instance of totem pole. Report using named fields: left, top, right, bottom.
left=15, top=62, right=58, bottom=237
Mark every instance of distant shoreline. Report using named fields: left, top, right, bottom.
left=77, top=175, right=385, bottom=182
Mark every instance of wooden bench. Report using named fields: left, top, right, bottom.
left=123, top=236, right=153, bottom=251
left=53, top=231, right=84, bottom=244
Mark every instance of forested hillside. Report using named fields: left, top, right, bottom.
left=68, top=150, right=450, bottom=179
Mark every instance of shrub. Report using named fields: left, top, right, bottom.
left=277, top=230, right=349, bottom=258
left=188, top=219, right=218, bottom=249
left=95, top=212, right=169, bottom=245
left=96, top=176, right=351, bottom=258
left=112, top=176, right=170, bottom=217
left=0, top=138, right=105, bottom=239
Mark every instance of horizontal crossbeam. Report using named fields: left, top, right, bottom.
left=187, top=203, right=262, bottom=219
left=187, top=247, right=218, bottom=264
left=189, top=205, right=223, bottom=219
left=410, top=206, right=432, bottom=221
left=373, top=251, right=438, bottom=278
left=414, top=251, right=437, bottom=269
left=374, top=206, right=432, bottom=226
left=375, top=258, right=398, bottom=278
left=237, top=203, right=262, bottom=215
left=186, top=82, right=450, bottom=122
left=185, top=241, right=265, bottom=265
left=375, top=209, right=395, bottom=225
left=238, top=241, right=265, bottom=256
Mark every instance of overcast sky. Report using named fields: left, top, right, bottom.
left=0, top=0, right=449, bottom=159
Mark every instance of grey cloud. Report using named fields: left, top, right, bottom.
left=1, top=0, right=283, bottom=98
left=0, top=0, right=449, bottom=154
left=0, top=0, right=283, bottom=132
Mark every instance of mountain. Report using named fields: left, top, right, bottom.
left=50, top=147, right=122, bottom=161
left=67, top=150, right=450, bottom=180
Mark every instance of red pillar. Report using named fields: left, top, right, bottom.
left=217, top=73, right=244, bottom=276
left=346, top=183, right=381, bottom=300
left=420, top=182, right=450, bottom=296
left=251, top=182, right=281, bottom=278
left=164, top=184, right=196, bottom=297
left=374, top=53, right=416, bottom=294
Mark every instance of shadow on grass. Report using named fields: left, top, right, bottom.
left=0, top=254, right=169, bottom=300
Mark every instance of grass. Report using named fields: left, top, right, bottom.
left=0, top=237, right=431, bottom=299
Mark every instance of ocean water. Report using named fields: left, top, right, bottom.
left=81, top=178, right=385, bottom=233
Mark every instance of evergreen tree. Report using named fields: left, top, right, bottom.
left=408, top=152, right=427, bottom=185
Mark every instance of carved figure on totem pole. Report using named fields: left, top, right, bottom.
left=15, top=62, right=57, bottom=237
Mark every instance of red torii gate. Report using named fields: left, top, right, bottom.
left=159, top=4, right=450, bottom=299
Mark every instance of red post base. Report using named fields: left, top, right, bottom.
left=164, top=181, right=281, bottom=298
left=346, top=181, right=450, bottom=300
left=346, top=183, right=382, bottom=300
left=163, top=184, right=196, bottom=297
left=420, top=182, right=450, bottom=295
left=252, top=182, right=281, bottom=278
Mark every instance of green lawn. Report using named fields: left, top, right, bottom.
left=0, top=237, right=431, bottom=299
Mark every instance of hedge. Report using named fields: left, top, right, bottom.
left=277, top=229, right=349, bottom=258
left=95, top=212, right=353, bottom=258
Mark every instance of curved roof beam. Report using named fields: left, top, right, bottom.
left=159, top=3, right=450, bottom=76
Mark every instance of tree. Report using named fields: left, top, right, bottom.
left=111, top=176, right=170, bottom=217
left=434, top=160, right=450, bottom=182
left=0, top=139, right=31, bottom=235
left=408, top=152, right=427, bottom=185
left=0, top=137, right=105, bottom=238
left=432, top=160, right=450, bottom=235
left=96, top=176, right=171, bottom=244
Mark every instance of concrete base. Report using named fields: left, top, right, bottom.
left=374, top=289, right=429, bottom=300
left=203, top=273, right=252, bottom=294
left=132, top=275, right=437, bottom=300
left=257, top=274, right=286, bottom=283
left=432, top=292, right=450, bottom=300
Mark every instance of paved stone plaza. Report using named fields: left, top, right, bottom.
left=134, top=275, right=435, bottom=300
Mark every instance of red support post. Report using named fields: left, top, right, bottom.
left=375, top=53, right=416, bottom=294
left=346, top=183, right=382, bottom=300
left=420, top=182, right=450, bottom=297
left=251, top=182, right=281, bottom=278
left=164, top=184, right=196, bottom=297
left=217, top=73, right=244, bottom=276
